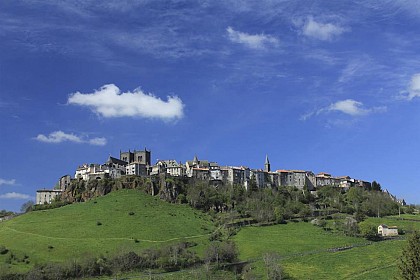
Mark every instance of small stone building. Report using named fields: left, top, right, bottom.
left=36, top=189, right=63, bottom=205
left=378, top=224, right=398, bottom=237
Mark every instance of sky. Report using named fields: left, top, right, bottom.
left=1, top=0, right=420, bottom=212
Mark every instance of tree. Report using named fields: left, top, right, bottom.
left=359, top=222, right=379, bottom=241
left=21, top=200, right=34, bottom=213
left=263, top=252, right=282, bottom=280
left=342, top=217, right=359, bottom=237
left=371, top=181, right=382, bottom=191
left=398, top=231, right=420, bottom=280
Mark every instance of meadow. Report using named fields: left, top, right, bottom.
left=1, top=189, right=419, bottom=279
left=233, top=216, right=420, bottom=279
left=0, top=189, right=215, bottom=274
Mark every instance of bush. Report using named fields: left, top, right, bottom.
left=359, top=223, right=380, bottom=241
left=111, top=251, right=142, bottom=272
left=204, top=241, right=238, bottom=265
left=0, top=245, right=8, bottom=255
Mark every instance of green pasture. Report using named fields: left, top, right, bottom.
left=233, top=221, right=411, bottom=279
left=0, top=189, right=215, bottom=273
left=233, top=222, right=364, bottom=261
left=361, top=216, right=420, bottom=233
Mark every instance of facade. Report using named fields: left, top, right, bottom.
left=191, top=168, right=210, bottom=180
left=251, top=169, right=265, bottom=189
left=126, top=163, right=148, bottom=176
left=210, top=169, right=223, bottom=181
left=185, top=156, right=218, bottom=177
left=378, top=224, right=398, bottom=237
left=306, top=171, right=316, bottom=191
left=291, top=170, right=306, bottom=189
left=316, top=172, right=334, bottom=187
left=120, top=148, right=151, bottom=165
left=58, top=175, right=71, bottom=190
left=36, top=189, right=63, bottom=205
left=75, top=164, right=104, bottom=181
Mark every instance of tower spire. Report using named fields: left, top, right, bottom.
left=264, top=155, right=271, bottom=172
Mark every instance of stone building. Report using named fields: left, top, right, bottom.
left=36, top=189, right=62, bottom=205
left=58, top=175, right=71, bottom=190
left=120, top=148, right=151, bottom=165
left=150, top=160, right=185, bottom=177
left=378, top=224, right=398, bottom=237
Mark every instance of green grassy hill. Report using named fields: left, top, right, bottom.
left=233, top=218, right=420, bottom=279
left=1, top=189, right=419, bottom=279
left=0, top=189, right=215, bottom=273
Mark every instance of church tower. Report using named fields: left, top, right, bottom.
left=264, top=155, right=271, bottom=172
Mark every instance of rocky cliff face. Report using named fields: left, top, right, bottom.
left=61, top=174, right=190, bottom=203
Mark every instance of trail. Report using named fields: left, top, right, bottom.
left=1, top=225, right=212, bottom=243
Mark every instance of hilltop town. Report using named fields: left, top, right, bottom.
left=35, top=147, right=405, bottom=206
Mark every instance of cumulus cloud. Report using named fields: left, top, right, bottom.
left=226, top=26, right=279, bottom=49
left=329, top=99, right=370, bottom=116
left=68, top=84, right=184, bottom=120
left=301, top=99, right=386, bottom=120
left=405, top=73, right=420, bottom=100
left=0, top=178, right=16, bottom=186
left=35, top=131, right=107, bottom=146
left=0, top=192, right=31, bottom=200
left=301, top=17, right=347, bottom=41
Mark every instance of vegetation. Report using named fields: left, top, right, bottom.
left=1, top=175, right=418, bottom=279
left=0, top=189, right=214, bottom=276
left=0, top=210, right=14, bottom=218
left=398, top=231, right=420, bottom=280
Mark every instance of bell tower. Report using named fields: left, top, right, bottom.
left=264, top=155, right=270, bottom=172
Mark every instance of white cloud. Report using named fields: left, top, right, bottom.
left=35, top=131, right=107, bottom=146
left=301, top=99, right=386, bottom=120
left=0, top=178, right=16, bottom=186
left=68, top=84, right=184, bottom=120
left=88, top=137, right=107, bottom=146
left=406, top=73, right=420, bottom=100
left=328, top=99, right=370, bottom=116
left=226, top=26, right=279, bottom=49
left=301, top=17, right=347, bottom=41
left=0, top=192, right=31, bottom=200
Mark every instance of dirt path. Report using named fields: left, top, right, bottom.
left=1, top=225, right=212, bottom=243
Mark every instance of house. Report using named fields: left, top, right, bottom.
left=36, top=189, right=63, bottom=205
left=316, top=172, right=334, bottom=187
left=126, top=162, right=148, bottom=176
left=378, top=224, right=398, bottom=237
left=252, top=169, right=266, bottom=189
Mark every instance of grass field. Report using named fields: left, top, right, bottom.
left=233, top=221, right=412, bottom=279
left=1, top=192, right=419, bottom=279
left=0, top=189, right=215, bottom=273
left=361, top=216, right=420, bottom=233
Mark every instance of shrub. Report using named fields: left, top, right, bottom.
left=97, top=221, right=102, bottom=226
left=0, top=245, right=8, bottom=255
left=204, top=241, right=238, bottom=265
left=111, top=251, right=142, bottom=272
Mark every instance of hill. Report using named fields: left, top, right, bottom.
left=0, top=189, right=215, bottom=274
left=233, top=217, right=420, bottom=279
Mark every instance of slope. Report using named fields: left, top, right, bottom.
left=0, top=189, right=214, bottom=273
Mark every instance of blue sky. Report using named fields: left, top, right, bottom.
left=1, top=0, right=420, bottom=212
